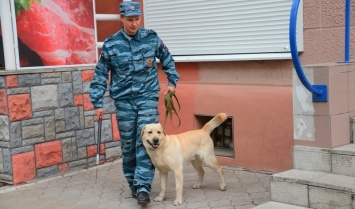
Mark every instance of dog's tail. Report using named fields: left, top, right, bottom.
left=202, top=113, right=228, bottom=134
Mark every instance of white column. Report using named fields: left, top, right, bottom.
left=0, top=0, right=18, bottom=70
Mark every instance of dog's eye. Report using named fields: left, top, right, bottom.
left=157, top=131, right=161, bottom=134
left=148, top=131, right=152, bottom=134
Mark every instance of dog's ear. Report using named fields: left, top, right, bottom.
left=158, top=123, right=166, bottom=136
left=140, top=125, right=146, bottom=138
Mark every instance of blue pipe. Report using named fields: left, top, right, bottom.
left=345, top=0, right=351, bottom=62
left=289, top=0, right=327, bottom=102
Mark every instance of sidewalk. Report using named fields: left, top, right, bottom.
left=0, top=159, right=271, bottom=209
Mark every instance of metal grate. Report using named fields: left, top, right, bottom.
left=195, top=114, right=234, bottom=158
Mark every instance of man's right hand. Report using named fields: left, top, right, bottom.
left=95, top=108, right=104, bottom=121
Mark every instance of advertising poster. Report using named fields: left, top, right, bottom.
left=15, top=0, right=97, bottom=68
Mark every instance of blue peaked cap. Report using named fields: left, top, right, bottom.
left=119, top=1, right=142, bottom=16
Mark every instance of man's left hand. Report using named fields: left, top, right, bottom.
left=164, top=86, right=175, bottom=95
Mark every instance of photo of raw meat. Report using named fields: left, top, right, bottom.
left=15, top=0, right=97, bottom=67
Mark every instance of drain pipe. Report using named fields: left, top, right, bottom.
left=0, top=0, right=17, bottom=70
left=344, top=0, right=351, bottom=62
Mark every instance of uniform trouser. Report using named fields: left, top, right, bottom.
left=114, top=93, right=159, bottom=195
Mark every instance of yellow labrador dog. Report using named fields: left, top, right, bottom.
left=141, top=113, right=227, bottom=205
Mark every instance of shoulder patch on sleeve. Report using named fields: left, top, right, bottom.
left=161, top=40, right=168, bottom=51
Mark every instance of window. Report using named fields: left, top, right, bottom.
left=144, top=0, right=303, bottom=61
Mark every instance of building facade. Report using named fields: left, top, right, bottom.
left=0, top=0, right=354, bottom=184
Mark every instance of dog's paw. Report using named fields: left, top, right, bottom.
left=220, top=183, right=227, bottom=191
left=154, top=196, right=164, bottom=202
left=192, top=184, right=201, bottom=189
left=173, top=198, right=183, bottom=206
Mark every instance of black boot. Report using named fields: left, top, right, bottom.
left=137, top=192, right=150, bottom=205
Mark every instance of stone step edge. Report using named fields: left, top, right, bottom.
left=294, top=143, right=355, bottom=156
left=252, top=201, right=310, bottom=209
left=271, top=169, right=355, bottom=193
left=332, top=143, right=355, bottom=156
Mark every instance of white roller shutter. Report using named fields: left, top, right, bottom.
left=143, top=0, right=303, bottom=61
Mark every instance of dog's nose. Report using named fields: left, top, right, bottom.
left=153, top=138, right=159, bottom=144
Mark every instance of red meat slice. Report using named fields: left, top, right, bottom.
left=16, top=0, right=96, bottom=66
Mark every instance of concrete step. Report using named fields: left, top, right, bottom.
left=332, top=143, right=355, bottom=177
left=293, top=144, right=355, bottom=177
left=253, top=201, right=310, bottom=209
left=270, top=169, right=355, bottom=209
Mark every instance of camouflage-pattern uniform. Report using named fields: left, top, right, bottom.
left=89, top=28, right=179, bottom=195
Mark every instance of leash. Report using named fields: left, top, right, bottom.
left=163, top=90, right=181, bottom=129
left=95, top=117, right=102, bottom=187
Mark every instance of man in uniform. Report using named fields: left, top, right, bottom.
left=89, top=1, right=179, bottom=205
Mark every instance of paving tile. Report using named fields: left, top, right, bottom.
left=0, top=160, right=272, bottom=209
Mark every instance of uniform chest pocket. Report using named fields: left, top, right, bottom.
left=143, top=54, right=155, bottom=70
left=111, top=56, right=130, bottom=71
